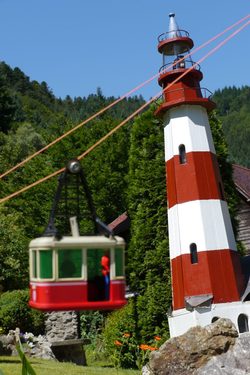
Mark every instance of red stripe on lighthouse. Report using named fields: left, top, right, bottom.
left=171, top=249, right=245, bottom=310
left=166, top=151, right=224, bottom=208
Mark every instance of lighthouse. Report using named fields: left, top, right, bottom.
left=157, top=13, right=250, bottom=337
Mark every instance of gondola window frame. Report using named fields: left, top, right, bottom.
left=30, top=242, right=126, bottom=282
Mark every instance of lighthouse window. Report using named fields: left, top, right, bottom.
left=211, top=317, right=219, bottom=323
left=190, top=243, right=198, bottom=264
left=238, top=314, right=249, bottom=333
left=179, top=144, right=187, bottom=164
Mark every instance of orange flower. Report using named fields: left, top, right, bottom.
left=154, top=335, right=161, bottom=341
left=139, top=344, right=150, bottom=351
left=123, top=333, right=131, bottom=338
left=139, top=344, right=158, bottom=351
left=148, top=346, right=158, bottom=351
left=114, top=340, right=122, bottom=346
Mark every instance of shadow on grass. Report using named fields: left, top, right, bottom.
left=0, top=359, right=21, bottom=363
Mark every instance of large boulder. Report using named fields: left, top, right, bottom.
left=144, top=318, right=238, bottom=375
left=196, top=332, right=250, bottom=374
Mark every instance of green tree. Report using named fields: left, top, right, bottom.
left=213, top=86, right=250, bottom=167
left=0, top=124, right=57, bottom=238
left=0, top=289, right=45, bottom=334
left=126, top=105, right=171, bottom=341
left=0, top=207, right=29, bottom=290
left=209, top=112, right=240, bottom=237
left=0, top=76, right=16, bottom=133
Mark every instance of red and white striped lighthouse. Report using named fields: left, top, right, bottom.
left=157, top=14, right=250, bottom=337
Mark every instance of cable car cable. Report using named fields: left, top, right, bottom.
left=0, top=19, right=249, bottom=205
left=0, top=14, right=249, bottom=181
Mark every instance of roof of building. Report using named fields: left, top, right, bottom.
left=108, top=212, right=130, bottom=235
left=233, top=164, right=250, bottom=201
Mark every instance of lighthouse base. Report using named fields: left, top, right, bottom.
left=168, top=301, right=250, bottom=337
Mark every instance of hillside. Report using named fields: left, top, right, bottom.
left=213, top=86, right=250, bottom=168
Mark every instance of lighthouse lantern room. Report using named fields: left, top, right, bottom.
left=157, top=13, right=250, bottom=337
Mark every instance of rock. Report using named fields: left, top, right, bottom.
left=148, top=318, right=238, bottom=375
left=0, top=335, right=14, bottom=355
left=0, top=330, right=18, bottom=355
left=142, top=364, right=154, bottom=375
left=0, top=330, right=56, bottom=360
left=196, top=332, right=250, bottom=374
left=27, top=335, right=56, bottom=360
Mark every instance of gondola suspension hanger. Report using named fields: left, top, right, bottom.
left=29, top=159, right=126, bottom=311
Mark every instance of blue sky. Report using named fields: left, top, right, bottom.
left=0, top=0, right=249, bottom=100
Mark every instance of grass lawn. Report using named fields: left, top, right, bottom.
left=0, top=356, right=141, bottom=375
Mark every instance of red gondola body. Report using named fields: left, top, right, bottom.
left=29, top=235, right=126, bottom=311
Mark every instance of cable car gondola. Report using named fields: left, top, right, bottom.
left=29, top=160, right=126, bottom=311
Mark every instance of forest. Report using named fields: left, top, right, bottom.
left=0, top=60, right=249, bottom=368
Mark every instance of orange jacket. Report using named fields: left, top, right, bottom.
left=101, top=255, right=110, bottom=276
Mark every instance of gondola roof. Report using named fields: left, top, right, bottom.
left=29, top=235, right=125, bottom=248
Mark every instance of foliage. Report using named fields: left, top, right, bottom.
left=213, top=86, right=250, bottom=167
left=209, top=112, right=240, bottom=238
left=102, top=301, right=138, bottom=368
left=16, top=337, right=37, bottom=375
left=0, top=207, right=29, bottom=290
left=0, top=290, right=45, bottom=335
left=83, top=117, right=131, bottom=223
left=80, top=311, right=106, bottom=343
left=0, top=76, right=17, bottom=133
left=102, top=300, right=164, bottom=369
left=126, top=105, right=171, bottom=342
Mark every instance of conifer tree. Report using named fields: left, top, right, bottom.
left=126, top=105, right=171, bottom=340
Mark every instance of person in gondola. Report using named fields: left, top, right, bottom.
left=101, top=251, right=110, bottom=300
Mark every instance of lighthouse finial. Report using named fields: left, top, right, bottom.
left=168, top=13, right=180, bottom=38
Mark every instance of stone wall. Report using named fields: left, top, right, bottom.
left=45, top=311, right=79, bottom=342
left=45, top=311, right=86, bottom=365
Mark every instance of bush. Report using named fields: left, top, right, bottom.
left=80, top=310, right=106, bottom=343
left=0, top=289, right=45, bottom=335
left=102, top=299, right=165, bottom=369
left=102, top=300, right=139, bottom=368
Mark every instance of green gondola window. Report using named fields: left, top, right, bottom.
left=40, top=250, right=53, bottom=279
left=87, top=249, right=105, bottom=280
left=32, top=251, right=37, bottom=278
left=58, top=249, right=82, bottom=278
left=115, top=248, right=123, bottom=277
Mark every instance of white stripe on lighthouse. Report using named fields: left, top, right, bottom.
left=164, top=105, right=216, bottom=162
left=168, top=199, right=237, bottom=260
